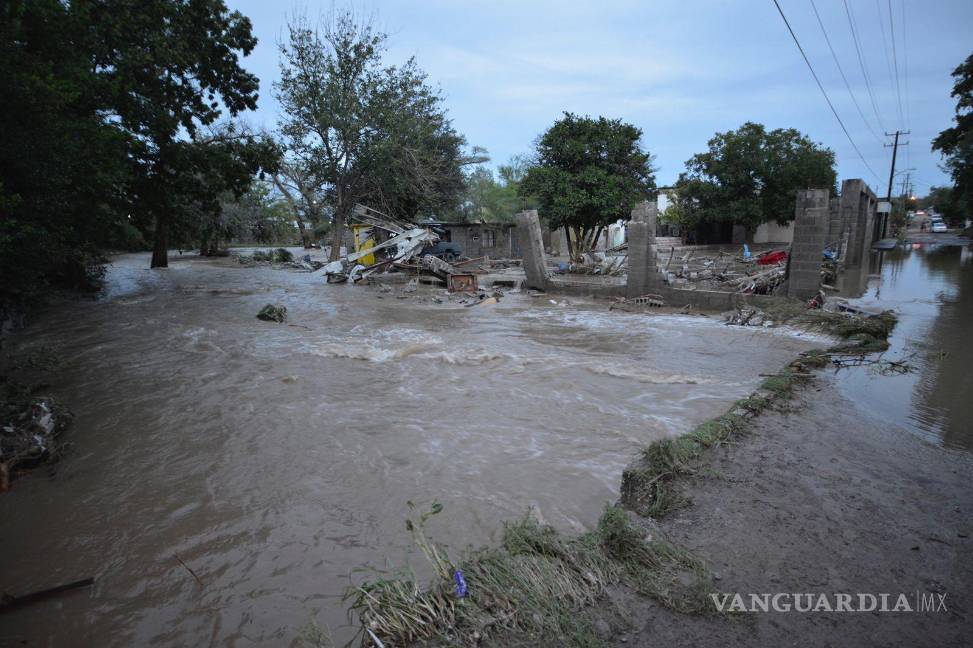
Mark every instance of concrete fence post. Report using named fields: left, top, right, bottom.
left=787, top=189, right=829, bottom=300
left=516, top=210, right=550, bottom=290
left=626, top=201, right=661, bottom=297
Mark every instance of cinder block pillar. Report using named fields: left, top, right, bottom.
left=839, top=179, right=877, bottom=268
left=788, top=189, right=829, bottom=300
left=516, top=210, right=549, bottom=290
left=626, top=201, right=661, bottom=297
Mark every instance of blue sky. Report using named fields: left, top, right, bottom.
left=227, top=0, right=972, bottom=196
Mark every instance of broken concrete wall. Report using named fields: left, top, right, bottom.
left=626, top=201, right=663, bottom=297
left=839, top=179, right=878, bottom=268
left=516, top=210, right=550, bottom=290
left=787, top=189, right=829, bottom=300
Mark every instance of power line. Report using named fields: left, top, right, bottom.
left=772, top=0, right=881, bottom=183
left=888, top=0, right=906, bottom=129
left=900, top=0, right=911, bottom=173
left=843, top=0, right=887, bottom=134
left=874, top=0, right=900, bottom=126
left=809, top=0, right=884, bottom=147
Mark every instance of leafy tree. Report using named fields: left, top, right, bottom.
left=86, top=0, right=271, bottom=267
left=932, top=52, right=973, bottom=220
left=459, top=156, right=537, bottom=222
left=672, top=122, right=836, bottom=238
left=275, top=11, right=476, bottom=261
left=520, top=113, right=656, bottom=258
left=1, top=0, right=133, bottom=297
left=0, top=0, right=272, bottom=308
left=920, top=186, right=964, bottom=225
left=271, top=158, right=328, bottom=248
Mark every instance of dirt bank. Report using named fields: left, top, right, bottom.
left=607, top=375, right=973, bottom=647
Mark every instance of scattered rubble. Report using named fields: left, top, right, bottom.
left=318, top=204, right=522, bottom=292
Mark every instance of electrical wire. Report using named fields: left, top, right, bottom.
left=888, top=0, right=906, bottom=129
left=810, top=0, right=885, bottom=148
left=772, top=0, right=882, bottom=183
left=843, top=0, right=887, bottom=133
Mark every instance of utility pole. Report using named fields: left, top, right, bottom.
left=883, top=130, right=910, bottom=237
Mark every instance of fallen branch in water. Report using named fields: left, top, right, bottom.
left=174, top=554, right=204, bottom=587
left=0, top=577, right=94, bottom=614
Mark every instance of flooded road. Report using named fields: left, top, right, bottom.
left=2, top=252, right=820, bottom=646
left=837, top=243, right=973, bottom=452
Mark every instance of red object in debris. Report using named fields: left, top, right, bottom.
left=757, top=250, right=788, bottom=265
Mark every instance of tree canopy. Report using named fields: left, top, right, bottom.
left=932, top=51, right=973, bottom=220
left=671, top=122, right=836, bottom=235
left=275, top=12, right=476, bottom=260
left=0, top=0, right=274, bottom=302
left=459, top=156, right=537, bottom=223
left=520, top=113, right=656, bottom=257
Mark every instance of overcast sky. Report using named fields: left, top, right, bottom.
left=227, top=0, right=972, bottom=197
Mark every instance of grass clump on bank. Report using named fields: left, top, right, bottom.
left=345, top=503, right=714, bottom=647
left=622, top=300, right=899, bottom=519
left=758, top=298, right=897, bottom=353
left=621, top=368, right=810, bottom=518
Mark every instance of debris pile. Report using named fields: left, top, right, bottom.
left=319, top=204, right=521, bottom=292
left=1, top=386, right=71, bottom=490
left=555, top=250, right=627, bottom=276
left=660, top=247, right=788, bottom=294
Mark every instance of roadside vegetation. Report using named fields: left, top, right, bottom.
left=622, top=305, right=897, bottom=518
left=342, top=502, right=714, bottom=648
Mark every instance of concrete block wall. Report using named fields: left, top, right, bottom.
left=839, top=179, right=877, bottom=268
left=626, top=201, right=663, bottom=297
left=515, top=210, right=550, bottom=290
left=787, top=189, right=829, bottom=300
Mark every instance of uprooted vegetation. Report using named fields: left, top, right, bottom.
left=753, top=298, right=897, bottom=353
left=0, top=380, right=72, bottom=490
left=344, top=503, right=715, bottom=647
left=624, top=304, right=899, bottom=518
left=620, top=368, right=809, bottom=518
left=236, top=248, right=295, bottom=265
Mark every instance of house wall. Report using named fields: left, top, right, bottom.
left=443, top=224, right=520, bottom=259
left=753, top=220, right=795, bottom=244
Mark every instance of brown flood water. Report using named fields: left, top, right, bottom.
left=836, top=243, right=973, bottom=452
left=1, top=251, right=823, bottom=646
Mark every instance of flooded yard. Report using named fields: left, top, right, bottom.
left=0, top=252, right=838, bottom=645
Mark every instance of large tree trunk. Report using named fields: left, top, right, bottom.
left=329, top=209, right=346, bottom=261
left=295, top=217, right=313, bottom=248
left=151, top=214, right=169, bottom=268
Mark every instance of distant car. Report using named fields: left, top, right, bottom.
left=931, top=220, right=948, bottom=233
left=420, top=240, right=462, bottom=262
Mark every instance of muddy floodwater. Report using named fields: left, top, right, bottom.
left=2, top=252, right=822, bottom=646
left=837, top=243, right=973, bottom=452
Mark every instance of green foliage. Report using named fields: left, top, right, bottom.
left=275, top=11, right=474, bottom=260
left=920, top=186, right=966, bottom=226
left=673, top=122, right=836, bottom=234
left=932, top=52, right=973, bottom=219
left=520, top=113, right=656, bottom=238
left=0, top=0, right=274, bottom=303
left=459, top=156, right=537, bottom=222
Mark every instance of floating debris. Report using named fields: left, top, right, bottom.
left=256, top=304, right=287, bottom=323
